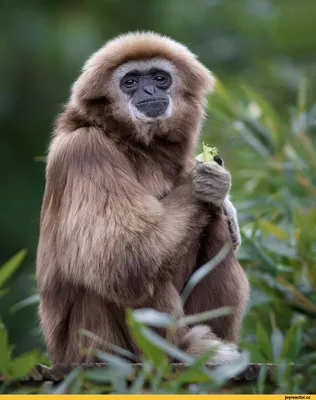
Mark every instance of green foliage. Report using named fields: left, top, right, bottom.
left=2, top=79, right=316, bottom=395
left=0, top=254, right=42, bottom=385
left=206, top=75, right=316, bottom=393
left=0, top=250, right=27, bottom=291
left=19, top=305, right=249, bottom=394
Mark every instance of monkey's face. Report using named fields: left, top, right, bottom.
left=121, top=69, right=171, bottom=119
left=112, top=59, right=178, bottom=125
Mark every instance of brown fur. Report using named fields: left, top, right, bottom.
left=36, top=32, right=249, bottom=365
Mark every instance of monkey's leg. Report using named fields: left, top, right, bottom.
left=39, top=280, right=80, bottom=365
left=40, top=281, right=135, bottom=365
left=63, top=289, right=139, bottom=364
left=183, top=210, right=250, bottom=343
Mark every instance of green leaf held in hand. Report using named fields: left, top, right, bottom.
left=195, top=143, right=218, bottom=162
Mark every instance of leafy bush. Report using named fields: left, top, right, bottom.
left=1, top=81, right=315, bottom=394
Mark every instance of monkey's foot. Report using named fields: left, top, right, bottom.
left=182, top=325, right=240, bottom=365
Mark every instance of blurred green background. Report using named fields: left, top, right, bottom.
left=1, top=0, right=316, bottom=379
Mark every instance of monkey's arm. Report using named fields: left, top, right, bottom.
left=223, top=196, right=241, bottom=251
left=37, top=128, right=203, bottom=308
left=192, top=160, right=241, bottom=251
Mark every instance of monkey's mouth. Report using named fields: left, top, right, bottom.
left=136, top=99, right=169, bottom=118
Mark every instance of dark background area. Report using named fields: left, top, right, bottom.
left=1, top=0, right=316, bottom=359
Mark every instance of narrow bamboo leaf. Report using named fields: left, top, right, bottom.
left=11, top=294, right=40, bottom=313
left=93, top=349, right=132, bottom=370
left=259, top=220, right=289, bottom=240
left=241, top=116, right=275, bottom=152
left=241, top=233, right=277, bottom=274
left=85, top=366, right=130, bottom=382
left=0, top=249, right=27, bottom=289
left=126, top=309, right=167, bottom=366
left=256, top=322, right=272, bottom=361
left=0, top=289, right=9, bottom=297
left=281, top=323, right=301, bottom=362
left=0, top=323, right=10, bottom=375
left=133, top=308, right=174, bottom=328
left=178, top=307, right=232, bottom=326
left=80, top=329, right=137, bottom=361
left=234, top=122, right=271, bottom=157
left=128, top=369, right=146, bottom=393
left=271, top=328, right=284, bottom=362
left=10, top=350, right=41, bottom=379
left=181, top=244, right=231, bottom=305
left=53, top=368, right=81, bottom=394
left=138, top=325, right=195, bottom=364
left=243, top=342, right=265, bottom=363
left=211, top=351, right=250, bottom=386
left=257, top=364, right=267, bottom=394
left=293, top=324, right=303, bottom=360
left=171, top=352, right=213, bottom=390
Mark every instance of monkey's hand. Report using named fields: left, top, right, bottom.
left=192, top=156, right=231, bottom=207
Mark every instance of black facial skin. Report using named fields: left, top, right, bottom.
left=120, top=68, right=172, bottom=118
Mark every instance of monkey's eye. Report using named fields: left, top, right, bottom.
left=154, top=75, right=166, bottom=84
left=124, top=79, right=137, bottom=88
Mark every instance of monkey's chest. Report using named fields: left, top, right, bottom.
left=130, top=156, right=179, bottom=199
left=138, top=167, right=176, bottom=199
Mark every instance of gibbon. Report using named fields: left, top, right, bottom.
left=36, top=32, right=250, bottom=366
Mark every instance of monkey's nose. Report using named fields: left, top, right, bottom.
left=144, top=85, right=155, bottom=95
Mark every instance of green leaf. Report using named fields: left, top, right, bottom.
left=92, top=349, right=132, bottom=372
left=181, top=243, right=231, bottom=304
left=0, top=289, right=9, bottom=297
left=0, top=322, right=11, bottom=375
left=257, top=364, right=267, bottom=394
left=128, top=368, right=147, bottom=393
left=211, top=351, right=250, bottom=386
left=80, top=329, right=137, bottom=361
left=256, top=322, right=272, bottom=361
left=271, top=328, right=284, bottom=363
left=233, top=120, right=271, bottom=158
left=259, top=220, right=289, bottom=240
left=126, top=309, right=167, bottom=366
left=281, top=323, right=302, bottom=361
left=242, top=342, right=265, bottom=363
left=170, top=351, right=213, bottom=390
left=85, top=366, right=131, bottom=383
left=241, top=233, right=277, bottom=275
left=11, top=293, right=40, bottom=313
left=10, top=350, right=41, bottom=379
left=178, top=307, right=232, bottom=326
left=0, top=250, right=27, bottom=289
left=128, top=311, right=195, bottom=365
left=133, top=308, right=174, bottom=328
left=195, top=143, right=218, bottom=162
left=241, top=116, right=275, bottom=152
left=53, top=368, right=82, bottom=394
left=139, top=326, right=195, bottom=363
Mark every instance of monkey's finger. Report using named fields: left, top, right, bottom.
left=196, top=161, right=229, bottom=179
left=214, top=155, right=224, bottom=167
